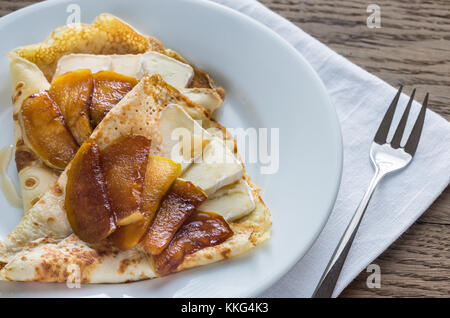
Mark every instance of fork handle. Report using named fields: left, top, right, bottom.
left=312, top=168, right=385, bottom=298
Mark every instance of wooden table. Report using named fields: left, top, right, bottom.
left=1, top=0, right=448, bottom=298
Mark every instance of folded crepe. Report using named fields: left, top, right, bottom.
left=9, top=13, right=224, bottom=212
left=0, top=74, right=270, bottom=282
left=0, top=14, right=270, bottom=283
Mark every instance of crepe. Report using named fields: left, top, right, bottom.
left=1, top=13, right=269, bottom=283
left=9, top=14, right=224, bottom=211
left=0, top=74, right=271, bottom=282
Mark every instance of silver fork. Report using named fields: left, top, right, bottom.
left=312, top=86, right=429, bottom=298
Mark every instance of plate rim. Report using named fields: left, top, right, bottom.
left=0, top=0, right=343, bottom=297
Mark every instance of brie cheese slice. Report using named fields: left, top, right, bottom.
left=159, top=104, right=210, bottom=172
left=141, top=52, right=193, bottom=89
left=198, top=180, right=255, bottom=221
left=54, top=54, right=113, bottom=76
left=182, top=138, right=244, bottom=196
left=160, top=104, right=243, bottom=197
left=54, top=52, right=194, bottom=88
left=180, top=88, right=223, bottom=113
left=110, top=54, right=142, bottom=78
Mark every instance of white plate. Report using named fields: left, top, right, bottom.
left=0, top=0, right=342, bottom=297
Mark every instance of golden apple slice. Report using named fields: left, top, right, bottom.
left=101, top=135, right=150, bottom=226
left=20, top=91, right=79, bottom=170
left=49, top=69, right=93, bottom=145
left=141, top=157, right=182, bottom=224
left=142, top=179, right=207, bottom=255
left=90, top=71, right=138, bottom=126
left=111, top=156, right=181, bottom=250
left=65, top=140, right=115, bottom=243
left=109, top=219, right=147, bottom=251
left=154, top=212, right=233, bottom=276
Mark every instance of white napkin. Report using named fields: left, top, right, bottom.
left=211, top=0, right=450, bottom=297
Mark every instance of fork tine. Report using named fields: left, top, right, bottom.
left=391, top=89, right=416, bottom=148
left=404, top=93, right=428, bottom=156
left=374, top=85, right=403, bottom=144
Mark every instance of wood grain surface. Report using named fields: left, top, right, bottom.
left=0, top=0, right=448, bottom=298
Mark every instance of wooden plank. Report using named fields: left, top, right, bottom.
left=0, top=0, right=37, bottom=17
left=340, top=222, right=450, bottom=297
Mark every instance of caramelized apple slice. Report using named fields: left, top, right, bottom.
left=49, top=69, right=93, bottom=144
left=111, top=156, right=181, bottom=250
left=141, top=157, right=182, bottom=223
left=20, top=91, right=79, bottom=170
left=142, top=179, right=207, bottom=255
left=101, top=135, right=150, bottom=226
left=65, top=140, right=115, bottom=243
left=90, top=71, right=138, bottom=126
left=154, top=212, right=233, bottom=276
left=109, top=219, right=146, bottom=251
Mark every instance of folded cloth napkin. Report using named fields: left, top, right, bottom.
left=212, top=0, right=450, bottom=297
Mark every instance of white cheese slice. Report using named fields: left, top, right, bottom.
left=180, top=88, right=223, bottom=113
left=53, top=52, right=194, bottom=88
left=110, top=54, right=142, bottom=78
left=159, top=104, right=210, bottom=172
left=160, top=104, right=243, bottom=196
left=140, top=52, right=193, bottom=88
left=182, top=138, right=243, bottom=196
left=54, top=54, right=112, bottom=78
left=198, top=180, right=255, bottom=221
